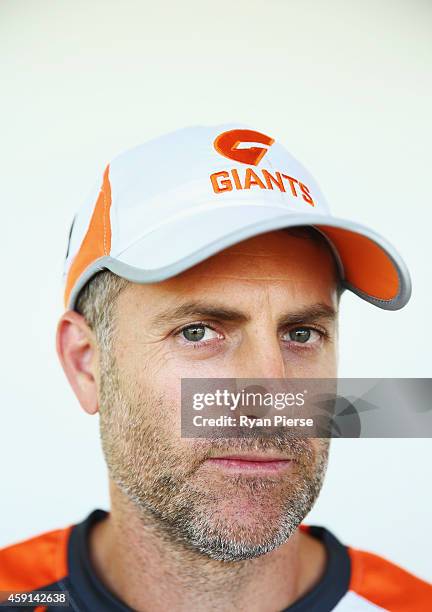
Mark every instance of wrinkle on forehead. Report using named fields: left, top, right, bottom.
left=168, top=233, right=338, bottom=285
left=127, top=231, right=340, bottom=309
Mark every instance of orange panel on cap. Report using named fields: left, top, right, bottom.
left=317, top=225, right=399, bottom=301
left=64, top=165, right=112, bottom=308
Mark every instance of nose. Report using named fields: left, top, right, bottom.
left=235, top=330, right=287, bottom=380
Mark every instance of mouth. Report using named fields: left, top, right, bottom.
left=203, top=453, right=294, bottom=473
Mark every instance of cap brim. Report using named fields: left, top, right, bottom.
left=68, top=201, right=412, bottom=311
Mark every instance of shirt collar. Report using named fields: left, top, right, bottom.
left=68, top=508, right=351, bottom=611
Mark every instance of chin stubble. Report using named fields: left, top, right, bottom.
left=98, top=351, right=330, bottom=562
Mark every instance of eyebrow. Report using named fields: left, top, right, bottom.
left=151, top=300, right=337, bottom=328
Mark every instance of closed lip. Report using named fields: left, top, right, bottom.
left=203, top=455, right=294, bottom=472
left=206, top=454, right=292, bottom=462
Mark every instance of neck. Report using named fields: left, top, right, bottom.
left=88, top=480, right=327, bottom=612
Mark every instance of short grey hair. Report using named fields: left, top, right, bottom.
left=75, top=226, right=342, bottom=346
left=75, top=270, right=129, bottom=352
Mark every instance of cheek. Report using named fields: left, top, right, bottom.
left=113, top=350, right=188, bottom=445
left=114, top=333, right=172, bottom=387
left=141, top=369, right=185, bottom=438
left=320, top=338, right=338, bottom=376
left=282, top=344, right=338, bottom=379
left=312, top=348, right=338, bottom=377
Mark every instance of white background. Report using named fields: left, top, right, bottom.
left=1, top=0, right=431, bottom=583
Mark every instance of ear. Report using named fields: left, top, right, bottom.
left=56, top=310, right=100, bottom=415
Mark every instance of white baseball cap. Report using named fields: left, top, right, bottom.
left=63, top=123, right=412, bottom=311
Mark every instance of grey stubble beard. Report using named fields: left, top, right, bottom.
left=98, top=349, right=330, bottom=563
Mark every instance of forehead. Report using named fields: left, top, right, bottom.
left=189, top=229, right=336, bottom=279
left=125, top=229, right=339, bottom=308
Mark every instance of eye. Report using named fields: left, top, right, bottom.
left=282, top=327, right=322, bottom=345
left=179, top=324, right=221, bottom=344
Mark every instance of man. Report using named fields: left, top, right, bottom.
left=0, top=124, right=430, bottom=611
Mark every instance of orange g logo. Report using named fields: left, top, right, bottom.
left=214, top=129, right=275, bottom=166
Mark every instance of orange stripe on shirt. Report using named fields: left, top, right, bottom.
left=0, top=525, right=72, bottom=594
left=348, top=547, right=432, bottom=611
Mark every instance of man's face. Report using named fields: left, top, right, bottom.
left=98, top=229, right=339, bottom=561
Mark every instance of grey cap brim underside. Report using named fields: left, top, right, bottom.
left=66, top=212, right=412, bottom=312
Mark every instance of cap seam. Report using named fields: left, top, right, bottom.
left=344, top=281, right=399, bottom=304
left=103, top=167, right=108, bottom=256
